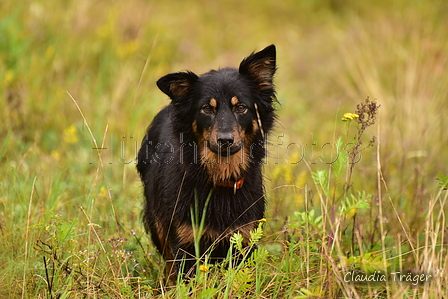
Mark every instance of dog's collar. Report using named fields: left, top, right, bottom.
left=218, top=177, right=245, bottom=190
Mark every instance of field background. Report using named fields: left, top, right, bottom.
left=1, top=0, right=447, bottom=298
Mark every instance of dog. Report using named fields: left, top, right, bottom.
left=137, top=45, right=277, bottom=280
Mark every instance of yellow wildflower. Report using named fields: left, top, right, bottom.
left=99, top=186, right=108, bottom=198
left=259, top=218, right=267, bottom=223
left=342, top=113, right=359, bottom=121
left=3, top=69, right=14, bottom=88
left=51, top=150, right=61, bottom=161
left=199, top=264, right=209, bottom=272
left=63, top=124, right=79, bottom=144
left=45, top=45, right=55, bottom=59
left=117, top=40, right=140, bottom=58
left=345, top=208, right=357, bottom=219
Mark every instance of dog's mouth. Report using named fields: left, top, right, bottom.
left=208, top=142, right=243, bottom=157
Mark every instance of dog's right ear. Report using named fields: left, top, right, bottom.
left=156, top=71, right=199, bottom=102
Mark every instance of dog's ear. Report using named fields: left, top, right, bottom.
left=156, top=71, right=199, bottom=101
left=239, top=45, right=276, bottom=93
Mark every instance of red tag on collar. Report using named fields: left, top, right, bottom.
left=218, top=177, right=245, bottom=189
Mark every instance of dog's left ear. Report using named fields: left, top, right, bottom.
left=239, top=45, right=276, bottom=94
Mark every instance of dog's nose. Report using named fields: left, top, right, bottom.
left=217, top=133, right=234, bottom=145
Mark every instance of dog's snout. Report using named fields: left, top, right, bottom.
left=217, top=133, right=234, bottom=145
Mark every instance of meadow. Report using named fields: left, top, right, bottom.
left=1, top=0, right=447, bottom=297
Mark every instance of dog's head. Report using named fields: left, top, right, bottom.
left=156, top=45, right=276, bottom=182
left=157, top=45, right=276, bottom=152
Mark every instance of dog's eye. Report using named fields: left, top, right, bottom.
left=235, top=104, right=247, bottom=113
left=202, top=105, right=213, bottom=113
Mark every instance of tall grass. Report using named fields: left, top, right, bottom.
left=1, top=0, right=447, bottom=297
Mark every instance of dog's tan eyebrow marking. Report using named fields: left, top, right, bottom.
left=231, top=96, right=239, bottom=106
left=209, top=98, right=217, bottom=108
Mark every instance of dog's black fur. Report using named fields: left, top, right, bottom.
left=137, top=45, right=277, bottom=279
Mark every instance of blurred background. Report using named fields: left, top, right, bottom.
left=1, top=0, right=447, bottom=295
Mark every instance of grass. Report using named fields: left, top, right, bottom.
left=1, top=0, right=448, bottom=297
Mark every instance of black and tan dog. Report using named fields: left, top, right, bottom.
left=137, top=45, right=277, bottom=280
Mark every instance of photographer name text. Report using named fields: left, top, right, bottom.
left=344, top=271, right=432, bottom=286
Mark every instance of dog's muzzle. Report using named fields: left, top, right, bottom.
left=209, top=134, right=242, bottom=156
